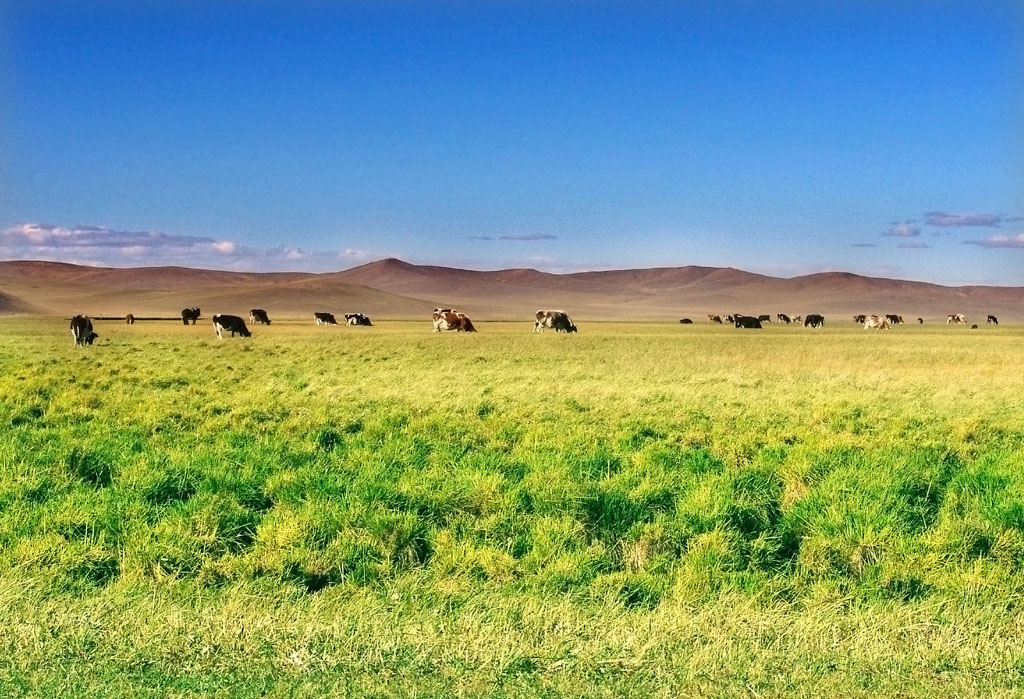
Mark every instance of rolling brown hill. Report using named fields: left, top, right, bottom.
left=0, top=258, right=1021, bottom=321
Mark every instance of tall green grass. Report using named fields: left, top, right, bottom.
left=1, top=318, right=1023, bottom=696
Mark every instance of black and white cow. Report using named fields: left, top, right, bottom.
left=777, top=313, right=791, bottom=324
left=804, top=314, right=825, bottom=328
left=853, top=315, right=867, bottom=324
left=734, top=315, right=762, bottom=329
left=70, top=315, right=98, bottom=346
left=314, top=312, right=338, bottom=326
left=213, top=314, right=251, bottom=339
left=249, top=309, right=271, bottom=325
left=181, top=307, right=201, bottom=325
left=535, top=310, right=577, bottom=333
left=987, top=315, right=999, bottom=325
left=345, top=313, right=373, bottom=326
left=885, top=314, right=904, bottom=325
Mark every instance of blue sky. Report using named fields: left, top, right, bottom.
left=1, top=1, right=1022, bottom=284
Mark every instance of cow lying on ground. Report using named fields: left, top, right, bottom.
left=680, top=318, right=693, bottom=324
left=734, top=315, right=762, bottom=329
left=864, top=315, right=891, bottom=330
left=250, top=309, right=271, bottom=325
left=181, top=307, right=201, bottom=325
left=433, top=308, right=476, bottom=332
left=917, top=318, right=924, bottom=324
left=947, top=313, right=966, bottom=324
left=804, top=314, right=825, bottom=328
left=345, top=313, right=373, bottom=326
left=70, top=315, right=98, bottom=346
left=213, top=314, right=251, bottom=338
left=535, top=310, right=577, bottom=333
left=314, top=312, right=338, bottom=325
left=987, top=315, right=999, bottom=325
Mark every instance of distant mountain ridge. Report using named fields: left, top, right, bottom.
left=0, top=258, right=1021, bottom=321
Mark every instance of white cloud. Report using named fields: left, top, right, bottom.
left=0, top=222, right=390, bottom=271
left=884, top=223, right=920, bottom=237
left=964, top=232, right=1024, bottom=249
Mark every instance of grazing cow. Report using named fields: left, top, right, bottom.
left=724, top=314, right=735, bottom=323
left=345, top=313, right=373, bottom=326
left=853, top=315, right=867, bottom=324
left=707, top=314, right=723, bottom=324
left=734, top=315, right=762, bottom=329
left=70, top=315, right=98, bottom=346
left=885, top=314, right=904, bottom=325
left=535, top=310, right=577, bottom=334
left=433, top=308, right=477, bottom=332
left=987, top=315, right=999, bottom=325
left=777, top=313, right=791, bottom=324
left=791, top=315, right=802, bottom=325
left=249, top=309, right=271, bottom=325
left=125, top=313, right=135, bottom=325
left=314, top=312, right=338, bottom=326
left=804, top=314, right=825, bottom=328
left=181, top=307, right=201, bottom=325
left=213, top=314, right=251, bottom=339
left=946, top=313, right=966, bottom=325
left=864, top=315, right=891, bottom=330
left=917, top=318, right=924, bottom=324
left=757, top=314, right=771, bottom=323
left=680, top=318, right=693, bottom=324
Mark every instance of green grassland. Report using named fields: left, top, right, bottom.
left=1, top=317, right=1023, bottom=697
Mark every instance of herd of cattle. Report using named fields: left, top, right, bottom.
left=69, top=307, right=578, bottom=345
left=700, top=312, right=997, bottom=330
left=67, top=306, right=1001, bottom=346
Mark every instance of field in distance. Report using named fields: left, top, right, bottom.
left=2, top=318, right=1024, bottom=696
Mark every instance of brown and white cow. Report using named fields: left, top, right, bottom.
left=432, top=308, right=476, bottom=332
left=125, top=313, right=135, bottom=325
left=535, top=310, right=577, bottom=333
left=864, top=315, right=891, bottom=330
left=947, top=313, right=966, bottom=325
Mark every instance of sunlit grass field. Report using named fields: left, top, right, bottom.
left=1, top=317, right=1023, bottom=697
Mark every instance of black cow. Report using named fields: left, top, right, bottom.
left=971, top=324, right=979, bottom=329
left=680, top=318, right=693, bottom=324
left=314, top=312, right=338, bottom=326
left=345, top=313, right=373, bottom=326
left=734, top=315, right=762, bottom=329
left=125, top=313, right=135, bottom=325
left=885, top=314, right=903, bottom=325
left=181, top=307, right=201, bottom=325
left=70, top=315, right=98, bottom=346
left=213, top=314, right=251, bottom=338
left=987, top=315, right=999, bottom=325
left=777, top=313, right=791, bottom=324
left=804, top=314, right=825, bottom=328
left=757, top=314, right=771, bottom=323
left=250, top=309, right=271, bottom=325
